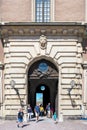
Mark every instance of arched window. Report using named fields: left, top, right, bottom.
left=35, top=0, right=50, bottom=22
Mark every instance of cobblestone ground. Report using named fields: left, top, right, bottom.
left=0, top=116, right=87, bottom=130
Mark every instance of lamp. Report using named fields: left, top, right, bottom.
left=70, top=80, right=75, bottom=87
left=10, top=80, right=15, bottom=88
left=68, top=80, right=75, bottom=95
left=10, top=80, right=23, bottom=107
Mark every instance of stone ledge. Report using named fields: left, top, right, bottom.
left=0, top=23, right=85, bottom=38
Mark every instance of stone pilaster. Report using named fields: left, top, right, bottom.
left=58, top=66, right=63, bottom=122
left=0, top=62, right=3, bottom=102
left=83, top=62, right=87, bottom=103
left=0, top=62, right=4, bottom=117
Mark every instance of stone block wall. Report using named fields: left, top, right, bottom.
left=2, top=36, right=83, bottom=118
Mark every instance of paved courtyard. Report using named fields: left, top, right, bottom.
left=0, top=116, right=87, bottom=130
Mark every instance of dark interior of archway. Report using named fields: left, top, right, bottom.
left=28, top=78, right=58, bottom=113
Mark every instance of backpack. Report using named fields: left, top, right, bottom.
left=18, top=112, right=24, bottom=119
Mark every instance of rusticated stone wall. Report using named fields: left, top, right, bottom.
left=0, top=23, right=85, bottom=119
left=0, top=40, right=4, bottom=63
left=2, top=35, right=83, bottom=119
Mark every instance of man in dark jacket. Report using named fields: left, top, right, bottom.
left=34, top=103, right=40, bottom=122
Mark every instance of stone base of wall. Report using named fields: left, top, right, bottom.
left=5, top=115, right=17, bottom=120
left=64, top=115, right=82, bottom=120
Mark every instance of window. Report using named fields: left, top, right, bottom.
left=35, top=0, right=50, bottom=22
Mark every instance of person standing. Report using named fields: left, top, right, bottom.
left=34, top=103, right=40, bottom=122
left=17, top=108, right=24, bottom=128
left=27, top=104, right=32, bottom=121
left=46, top=103, right=51, bottom=118
left=40, top=104, right=44, bottom=117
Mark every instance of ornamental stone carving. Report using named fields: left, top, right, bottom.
left=39, top=35, right=47, bottom=49
left=0, top=23, right=86, bottom=38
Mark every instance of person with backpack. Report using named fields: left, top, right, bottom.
left=17, top=108, right=24, bottom=128
left=34, top=103, right=40, bottom=122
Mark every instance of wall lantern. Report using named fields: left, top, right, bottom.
left=70, top=80, right=75, bottom=87
left=10, top=80, right=24, bottom=107
left=68, top=80, right=76, bottom=95
left=10, top=80, right=16, bottom=88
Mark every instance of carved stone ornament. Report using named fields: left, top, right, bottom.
left=0, top=24, right=86, bottom=38
left=39, top=35, right=47, bottom=49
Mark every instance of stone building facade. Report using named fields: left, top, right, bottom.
left=0, top=0, right=87, bottom=120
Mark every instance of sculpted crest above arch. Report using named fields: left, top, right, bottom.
left=28, top=59, right=58, bottom=79
left=39, top=35, right=47, bottom=50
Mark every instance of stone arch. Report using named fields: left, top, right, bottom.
left=26, top=56, right=59, bottom=114
left=26, top=55, right=58, bottom=72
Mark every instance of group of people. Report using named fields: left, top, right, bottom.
left=17, top=102, right=54, bottom=128
left=34, top=102, right=54, bottom=122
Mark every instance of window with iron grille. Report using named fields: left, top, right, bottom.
left=35, top=0, right=50, bottom=22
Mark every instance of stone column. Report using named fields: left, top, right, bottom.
left=0, top=62, right=3, bottom=103
left=83, top=62, right=87, bottom=116
left=0, top=62, right=4, bottom=117
left=58, top=66, right=63, bottom=122
left=83, top=62, right=87, bottom=103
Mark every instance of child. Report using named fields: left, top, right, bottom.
left=53, top=112, right=58, bottom=124
left=53, top=112, right=57, bottom=121
left=17, top=108, right=24, bottom=128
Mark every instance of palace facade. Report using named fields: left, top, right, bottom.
left=0, top=0, right=87, bottom=120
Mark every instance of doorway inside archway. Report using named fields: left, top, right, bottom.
left=35, top=84, right=50, bottom=109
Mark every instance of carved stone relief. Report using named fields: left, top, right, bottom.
left=29, top=65, right=58, bottom=79
left=39, top=35, right=47, bottom=50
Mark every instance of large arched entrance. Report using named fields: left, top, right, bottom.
left=28, top=59, right=58, bottom=114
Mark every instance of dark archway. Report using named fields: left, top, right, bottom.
left=28, top=59, right=58, bottom=113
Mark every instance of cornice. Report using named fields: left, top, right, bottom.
left=0, top=22, right=83, bottom=26
left=0, top=22, right=86, bottom=38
